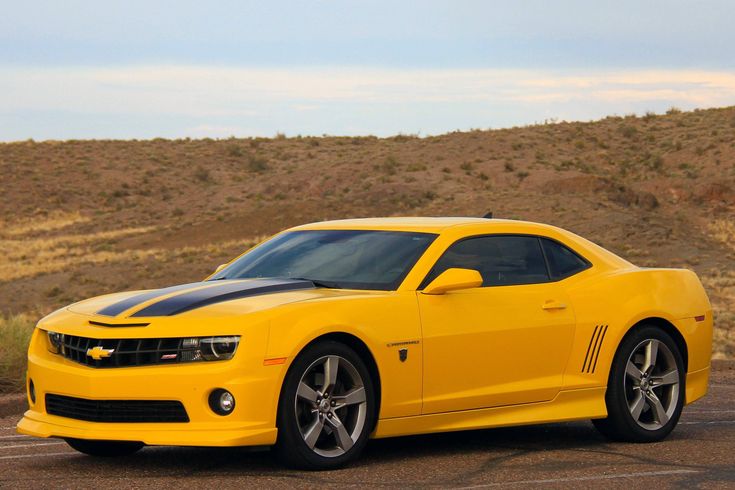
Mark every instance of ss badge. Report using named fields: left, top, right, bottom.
left=398, top=348, right=408, bottom=362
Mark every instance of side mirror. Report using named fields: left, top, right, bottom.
left=214, top=263, right=227, bottom=274
left=422, top=268, right=483, bottom=295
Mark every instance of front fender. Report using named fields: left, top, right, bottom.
left=262, top=292, right=424, bottom=418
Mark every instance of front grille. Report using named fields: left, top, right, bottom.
left=59, top=334, right=200, bottom=368
left=45, top=394, right=189, bottom=423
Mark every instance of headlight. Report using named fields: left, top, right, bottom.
left=199, top=336, right=240, bottom=361
left=47, top=331, right=64, bottom=354
left=180, top=336, right=240, bottom=362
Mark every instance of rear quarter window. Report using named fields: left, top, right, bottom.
left=541, top=238, right=590, bottom=279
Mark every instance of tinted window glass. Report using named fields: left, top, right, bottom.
left=541, top=238, right=589, bottom=279
left=211, top=230, right=437, bottom=290
left=423, top=235, right=549, bottom=287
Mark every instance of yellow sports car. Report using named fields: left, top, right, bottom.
left=17, top=217, right=712, bottom=469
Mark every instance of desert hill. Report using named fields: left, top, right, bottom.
left=1, top=106, right=733, bottom=358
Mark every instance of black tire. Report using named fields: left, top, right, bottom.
left=65, top=438, right=144, bottom=457
left=275, top=340, right=377, bottom=470
left=593, top=325, right=685, bottom=442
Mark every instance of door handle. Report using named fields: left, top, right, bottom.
left=542, top=300, right=567, bottom=310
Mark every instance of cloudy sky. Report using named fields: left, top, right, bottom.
left=1, top=0, right=734, bottom=140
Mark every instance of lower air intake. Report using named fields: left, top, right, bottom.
left=45, top=394, right=189, bottom=423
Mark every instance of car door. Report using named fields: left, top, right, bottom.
left=417, top=235, right=577, bottom=415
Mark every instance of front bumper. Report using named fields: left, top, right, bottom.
left=17, top=411, right=277, bottom=447
left=17, top=330, right=283, bottom=447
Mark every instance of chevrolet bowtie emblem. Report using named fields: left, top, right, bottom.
left=87, top=346, right=115, bottom=360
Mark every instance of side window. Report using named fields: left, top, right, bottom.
left=541, top=238, right=589, bottom=279
left=422, top=235, right=549, bottom=287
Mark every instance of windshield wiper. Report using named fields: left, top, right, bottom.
left=288, top=277, right=341, bottom=289
left=209, top=276, right=340, bottom=288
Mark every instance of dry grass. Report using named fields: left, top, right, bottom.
left=701, top=269, right=735, bottom=359
left=709, top=219, right=735, bottom=253
left=0, top=314, right=34, bottom=393
left=0, top=214, right=262, bottom=282
left=1, top=211, right=89, bottom=237
left=0, top=223, right=158, bottom=281
left=704, top=219, right=735, bottom=358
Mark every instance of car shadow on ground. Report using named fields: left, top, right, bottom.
left=45, top=421, right=641, bottom=476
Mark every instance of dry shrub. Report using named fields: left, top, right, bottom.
left=701, top=269, right=735, bottom=359
left=709, top=219, right=735, bottom=252
left=0, top=314, right=35, bottom=393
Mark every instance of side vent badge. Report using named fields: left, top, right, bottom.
left=387, top=340, right=418, bottom=363
left=398, top=348, right=408, bottom=362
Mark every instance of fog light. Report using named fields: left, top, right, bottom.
left=208, top=388, right=235, bottom=416
left=29, top=379, right=36, bottom=405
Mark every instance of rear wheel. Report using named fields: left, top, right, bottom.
left=593, top=326, right=685, bottom=442
left=65, top=438, right=144, bottom=457
left=275, top=340, right=376, bottom=470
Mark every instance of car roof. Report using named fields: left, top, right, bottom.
left=291, top=217, right=537, bottom=233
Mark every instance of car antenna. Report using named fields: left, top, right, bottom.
left=482, top=212, right=493, bottom=219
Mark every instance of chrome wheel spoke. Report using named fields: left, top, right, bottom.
left=626, top=361, right=643, bottom=382
left=644, top=340, right=659, bottom=374
left=651, top=369, right=679, bottom=387
left=333, top=387, right=366, bottom=408
left=646, top=391, right=669, bottom=425
left=629, top=392, right=646, bottom=421
left=297, top=382, right=319, bottom=403
left=322, top=356, right=340, bottom=393
left=326, top=413, right=354, bottom=451
left=302, top=416, right=325, bottom=449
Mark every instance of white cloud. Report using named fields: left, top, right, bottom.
left=1, top=65, right=734, bottom=139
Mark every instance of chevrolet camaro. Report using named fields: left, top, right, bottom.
left=17, top=217, right=712, bottom=469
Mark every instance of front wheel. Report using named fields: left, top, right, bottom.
left=65, top=438, right=144, bottom=457
left=593, top=326, right=685, bottom=442
left=275, top=341, right=377, bottom=470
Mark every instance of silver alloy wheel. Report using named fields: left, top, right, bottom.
left=624, top=339, right=680, bottom=430
left=294, top=355, right=367, bottom=457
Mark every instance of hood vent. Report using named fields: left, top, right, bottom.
left=89, top=320, right=150, bottom=328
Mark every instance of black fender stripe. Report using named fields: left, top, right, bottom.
left=590, top=325, right=608, bottom=373
left=96, top=282, right=207, bottom=317
left=130, top=279, right=315, bottom=317
left=581, top=324, right=609, bottom=374
left=581, top=325, right=600, bottom=373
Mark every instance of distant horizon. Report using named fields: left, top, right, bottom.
left=1, top=103, right=728, bottom=144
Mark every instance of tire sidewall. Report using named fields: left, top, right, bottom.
left=607, top=326, right=686, bottom=442
left=276, top=340, right=377, bottom=470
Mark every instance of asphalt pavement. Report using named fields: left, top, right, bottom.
left=1, top=361, right=733, bottom=489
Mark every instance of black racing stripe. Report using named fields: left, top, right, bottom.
left=130, top=279, right=315, bottom=317
left=96, top=282, right=208, bottom=317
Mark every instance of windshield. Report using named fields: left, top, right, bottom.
left=211, top=230, right=437, bottom=290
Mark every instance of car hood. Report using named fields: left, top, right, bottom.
left=66, top=278, right=347, bottom=320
